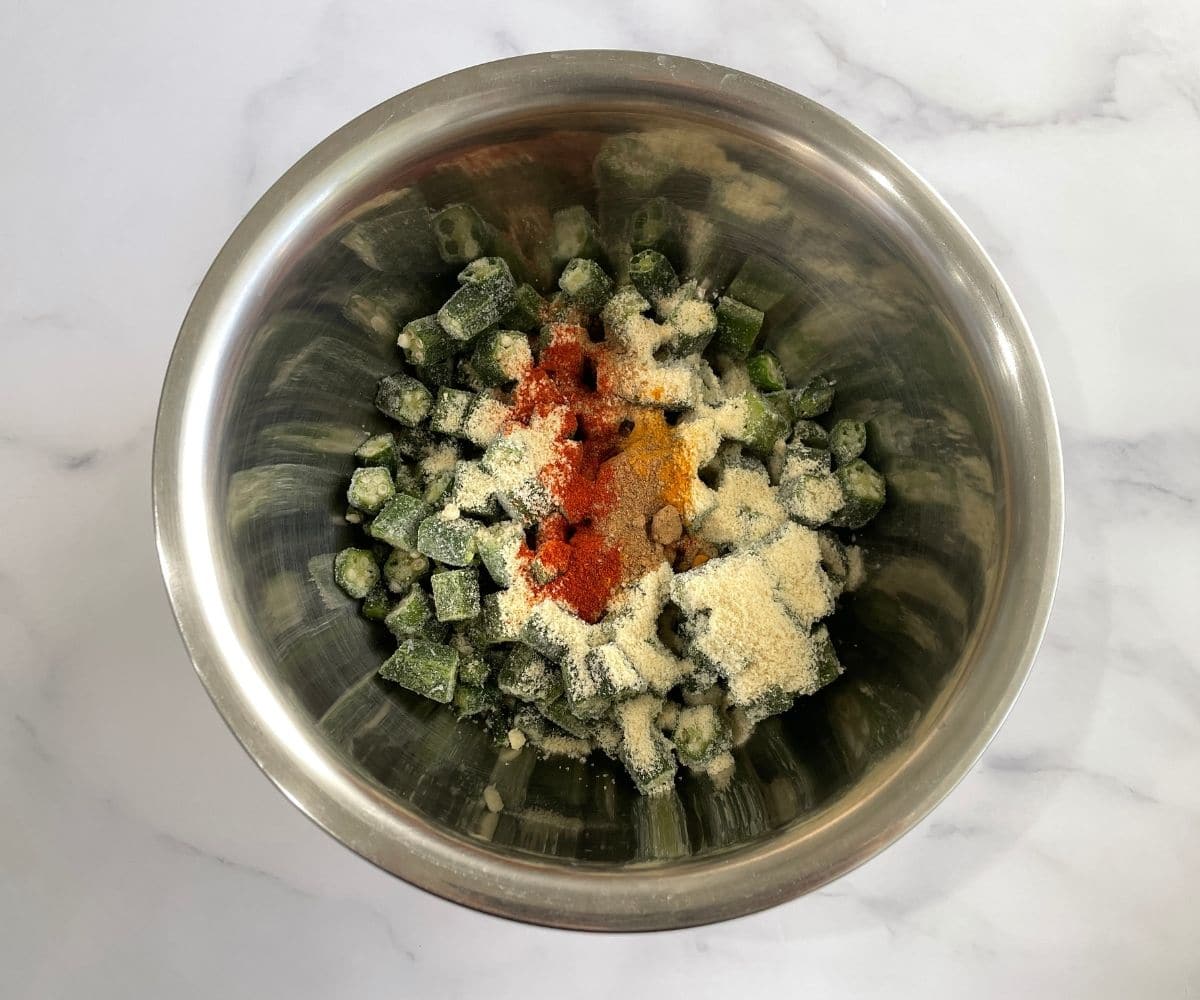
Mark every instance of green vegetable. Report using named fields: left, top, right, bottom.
left=360, top=583, right=391, bottom=621
left=333, top=548, right=379, bottom=599
left=792, top=375, right=835, bottom=418
left=367, top=493, right=428, bottom=549
left=379, top=637, right=459, bottom=704
left=714, top=295, right=764, bottom=360
left=384, top=584, right=437, bottom=639
left=475, top=521, right=523, bottom=586
left=746, top=350, right=787, bottom=392
left=383, top=548, right=429, bottom=593
left=829, top=419, right=867, bottom=465
left=430, top=568, right=482, bottom=622
left=501, top=283, right=546, bottom=332
left=673, top=703, right=732, bottom=767
left=375, top=373, right=433, bottom=426
left=558, top=258, right=613, bottom=313
left=498, top=645, right=562, bottom=703
left=437, top=278, right=515, bottom=342
left=735, top=390, right=790, bottom=457
left=354, top=432, right=396, bottom=469
left=452, top=683, right=499, bottom=719
left=830, top=459, right=886, bottom=529
left=397, top=315, right=457, bottom=367
left=628, top=249, right=679, bottom=305
left=346, top=466, right=395, bottom=513
left=469, top=329, right=532, bottom=387
left=415, top=514, right=481, bottom=566
left=429, top=387, right=474, bottom=436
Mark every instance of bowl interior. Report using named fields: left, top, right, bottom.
left=160, top=56, right=1058, bottom=920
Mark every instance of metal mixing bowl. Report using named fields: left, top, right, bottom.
left=153, top=51, right=1063, bottom=930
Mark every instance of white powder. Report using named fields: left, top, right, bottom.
left=450, top=462, right=495, bottom=512
left=438, top=503, right=461, bottom=520
left=483, top=784, right=504, bottom=813
left=507, top=728, right=527, bottom=750
left=463, top=397, right=512, bottom=447
left=703, top=752, right=736, bottom=790
left=607, top=566, right=693, bottom=694
left=671, top=524, right=832, bottom=706
left=697, top=466, right=787, bottom=546
left=495, top=336, right=533, bottom=380
left=421, top=443, right=459, bottom=478
left=782, top=472, right=843, bottom=526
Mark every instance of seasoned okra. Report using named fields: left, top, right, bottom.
left=829, top=418, right=867, bottom=465
left=347, top=466, right=395, bottom=513
left=558, top=257, right=613, bottom=313
left=430, top=568, right=482, bottom=622
left=628, top=248, right=679, bottom=305
left=379, top=637, right=458, bottom=704
left=714, top=295, right=764, bottom=360
left=375, top=373, right=433, bottom=426
left=334, top=548, right=380, bottom=599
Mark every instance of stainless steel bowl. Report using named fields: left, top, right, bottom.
left=153, top=51, right=1063, bottom=930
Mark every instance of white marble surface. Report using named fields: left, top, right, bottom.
left=2, top=1, right=1198, bottom=996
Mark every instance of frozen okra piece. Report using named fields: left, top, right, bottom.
left=333, top=548, right=380, bottom=599
left=537, top=698, right=593, bottom=740
left=383, top=549, right=429, bottom=593
left=375, top=373, right=433, bottom=426
left=469, top=329, right=532, bottom=387
left=475, top=521, right=523, bottom=586
left=714, top=295, right=764, bottom=360
left=629, top=196, right=684, bottom=263
left=664, top=296, right=717, bottom=357
left=732, top=390, right=790, bottom=458
left=449, top=461, right=498, bottom=518
left=829, top=418, right=867, bottom=466
left=379, top=636, right=459, bottom=704
left=429, top=387, right=474, bottom=436
left=586, top=642, right=648, bottom=701
left=438, top=273, right=515, bottom=342
left=367, top=493, right=429, bottom=550
left=455, top=645, right=492, bottom=686
left=558, top=257, right=613, bottom=313
left=461, top=395, right=511, bottom=448
left=360, top=582, right=391, bottom=621
left=430, top=568, right=481, bottom=622
left=811, top=624, right=844, bottom=690
left=384, top=584, right=437, bottom=639
left=614, top=695, right=676, bottom=795
left=431, top=203, right=492, bottom=264
left=673, top=703, right=733, bottom=768
left=519, top=601, right=591, bottom=667
left=452, top=683, right=499, bottom=720
left=498, top=645, right=562, bottom=704
left=500, top=283, right=546, bottom=332
left=746, top=350, right=787, bottom=392
left=742, top=686, right=795, bottom=727
left=778, top=472, right=843, bottom=528
left=471, top=592, right=521, bottom=645
left=354, top=432, right=396, bottom=469
left=792, top=420, right=830, bottom=449
left=346, top=466, right=395, bottom=513
left=628, top=249, right=679, bottom=306
left=829, top=458, right=886, bottom=529
left=397, top=314, right=457, bottom=368
left=415, top=513, right=482, bottom=566
left=551, top=205, right=604, bottom=269
left=791, top=375, right=835, bottom=419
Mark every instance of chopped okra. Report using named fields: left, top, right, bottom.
left=328, top=227, right=890, bottom=795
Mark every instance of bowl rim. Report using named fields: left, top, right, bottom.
left=153, top=49, right=1064, bottom=931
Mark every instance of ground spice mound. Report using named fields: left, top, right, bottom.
left=504, top=324, right=706, bottom=621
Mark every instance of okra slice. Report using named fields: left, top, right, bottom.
left=498, top=645, right=562, bottom=703
left=558, top=258, right=613, bottom=313
left=346, top=466, right=395, bottom=513
left=735, top=390, right=791, bottom=457
left=475, top=521, right=524, bottom=586
left=829, top=418, right=867, bottom=466
left=429, top=387, right=474, bottom=436
left=501, top=283, right=546, bottom=332
left=354, top=432, right=396, bottom=469
left=551, top=205, right=604, bottom=268
left=469, top=329, right=532, bottom=387
left=792, top=420, right=830, bottom=448
left=829, top=458, right=886, bottom=529
left=375, top=373, right=433, bottom=426
left=746, top=350, right=787, bottom=392
left=673, top=703, right=733, bottom=768
left=430, top=568, right=481, bottom=622
left=778, top=472, right=844, bottom=528
left=333, top=547, right=380, bottom=599
left=431, top=203, right=492, bottom=264
left=397, top=315, right=457, bottom=367
left=384, top=584, right=436, bottom=639
left=379, top=636, right=459, bottom=704
left=449, top=461, right=499, bottom=518
left=456, top=647, right=492, bottom=686
left=537, top=698, right=593, bottom=740
left=714, top=295, right=764, bottom=360
left=811, top=624, right=844, bottom=690
left=438, top=279, right=515, bottom=342
left=452, top=683, right=499, bottom=720
left=360, top=582, right=391, bottom=621
left=367, top=493, right=428, bottom=549
left=628, top=249, right=679, bottom=306
left=614, top=695, right=676, bottom=795
left=383, top=548, right=430, bottom=593
left=585, top=642, right=648, bottom=701
left=415, top=513, right=482, bottom=566
left=792, top=375, right=835, bottom=418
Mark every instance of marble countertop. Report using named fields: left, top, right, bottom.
left=3, top=1, right=1197, bottom=996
